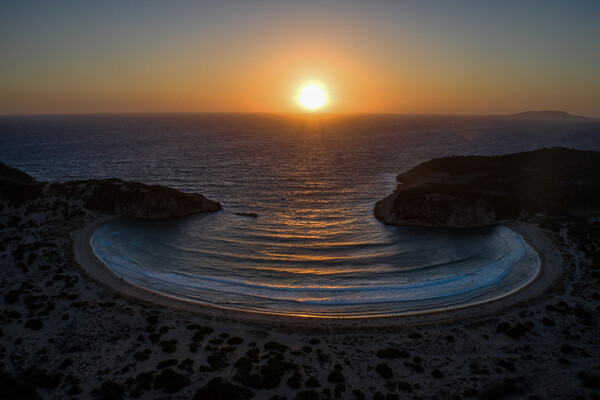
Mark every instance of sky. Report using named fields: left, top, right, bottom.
left=1, top=0, right=599, bottom=116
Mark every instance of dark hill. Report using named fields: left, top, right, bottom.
left=0, top=163, right=221, bottom=219
left=374, top=147, right=600, bottom=228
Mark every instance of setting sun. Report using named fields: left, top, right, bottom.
left=297, top=84, right=327, bottom=110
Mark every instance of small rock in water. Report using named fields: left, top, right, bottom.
left=235, top=212, right=258, bottom=218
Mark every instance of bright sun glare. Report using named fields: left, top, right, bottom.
left=298, top=84, right=327, bottom=110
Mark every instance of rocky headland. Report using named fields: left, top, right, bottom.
left=0, top=162, right=221, bottom=219
left=375, top=147, right=600, bottom=228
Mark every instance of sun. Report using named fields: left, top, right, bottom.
left=297, top=84, right=327, bottom=110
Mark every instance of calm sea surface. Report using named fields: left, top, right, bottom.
left=2, top=114, right=599, bottom=316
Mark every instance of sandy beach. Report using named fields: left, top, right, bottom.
left=76, top=217, right=552, bottom=325
left=2, top=203, right=599, bottom=399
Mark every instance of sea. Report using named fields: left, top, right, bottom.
left=2, top=113, right=599, bottom=317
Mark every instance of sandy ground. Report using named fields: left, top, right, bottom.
left=1, top=205, right=599, bottom=399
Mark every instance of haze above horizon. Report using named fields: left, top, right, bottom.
left=1, top=1, right=599, bottom=117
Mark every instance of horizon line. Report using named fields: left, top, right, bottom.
left=0, top=110, right=595, bottom=119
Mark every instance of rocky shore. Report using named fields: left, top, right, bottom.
left=374, top=147, right=600, bottom=228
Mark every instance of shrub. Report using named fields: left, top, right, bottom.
left=22, top=367, right=59, bottom=389
left=147, top=333, right=161, bottom=343
left=376, top=348, right=409, bottom=359
left=207, top=349, right=230, bottom=370
left=228, top=336, right=244, bottom=345
left=375, top=363, right=393, bottom=379
left=559, top=344, right=573, bottom=354
left=495, top=322, right=510, bottom=333
left=398, top=381, right=413, bottom=392
left=25, top=318, right=44, bottom=331
left=431, top=368, right=444, bottom=379
left=578, top=371, right=600, bottom=389
left=0, top=372, right=41, bottom=399
left=264, top=341, right=289, bottom=353
left=506, top=323, right=530, bottom=339
left=295, top=390, right=319, bottom=400
left=92, top=380, right=125, bottom=400
left=156, top=359, right=177, bottom=369
left=287, top=371, right=302, bottom=389
left=158, top=325, right=169, bottom=334
left=178, top=359, right=194, bottom=374
left=327, top=370, right=344, bottom=383
left=542, top=317, right=555, bottom=327
left=259, top=357, right=288, bottom=389
left=134, top=351, right=150, bottom=361
left=159, top=339, right=177, bottom=353
left=153, top=368, right=191, bottom=393
left=334, top=383, right=346, bottom=397
left=193, top=378, right=255, bottom=400
left=4, top=290, right=21, bottom=304
left=305, top=377, right=320, bottom=387
left=479, top=378, right=521, bottom=400
left=208, top=337, right=224, bottom=345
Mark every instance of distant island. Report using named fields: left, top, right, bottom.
left=0, top=162, right=221, bottom=219
left=375, top=147, right=600, bottom=228
left=503, top=110, right=588, bottom=120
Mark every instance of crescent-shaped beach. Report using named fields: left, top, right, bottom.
left=81, top=217, right=544, bottom=319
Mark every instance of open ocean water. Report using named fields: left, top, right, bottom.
left=2, top=113, right=599, bottom=316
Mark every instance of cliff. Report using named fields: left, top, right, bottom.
left=0, top=162, right=221, bottom=219
left=374, top=147, right=600, bottom=228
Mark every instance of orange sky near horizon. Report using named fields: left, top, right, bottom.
left=1, top=1, right=599, bottom=117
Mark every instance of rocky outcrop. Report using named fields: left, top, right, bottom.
left=375, top=147, right=600, bottom=228
left=53, top=179, right=221, bottom=219
left=0, top=162, right=221, bottom=219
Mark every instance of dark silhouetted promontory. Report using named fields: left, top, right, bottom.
left=504, top=111, right=588, bottom=120
left=0, top=162, right=221, bottom=219
left=0, top=162, right=36, bottom=183
left=374, top=147, right=600, bottom=228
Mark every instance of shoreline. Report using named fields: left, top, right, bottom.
left=75, top=216, right=562, bottom=327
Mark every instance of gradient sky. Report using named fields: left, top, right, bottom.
left=1, top=0, right=599, bottom=116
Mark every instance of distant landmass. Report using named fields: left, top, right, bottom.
left=0, top=162, right=221, bottom=219
left=503, top=111, right=588, bottom=120
left=374, top=147, right=600, bottom=228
